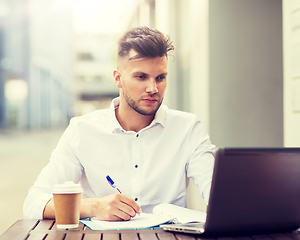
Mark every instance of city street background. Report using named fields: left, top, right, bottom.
left=0, top=129, right=64, bottom=235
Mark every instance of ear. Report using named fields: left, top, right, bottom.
left=113, top=69, right=122, bottom=88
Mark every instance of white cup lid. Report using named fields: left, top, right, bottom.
left=52, top=181, right=83, bottom=194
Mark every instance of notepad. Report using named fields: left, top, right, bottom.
left=153, top=203, right=206, bottom=224
left=90, top=212, right=173, bottom=230
left=81, top=203, right=207, bottom=230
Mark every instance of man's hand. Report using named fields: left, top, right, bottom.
left=44, top=193, right=142, bottom=221
left=85, top=193, right=141, bottom=221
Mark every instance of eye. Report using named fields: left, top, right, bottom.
left=135, top=74, right=146, bottom=80
left=156, top=75, right=166, bottom=82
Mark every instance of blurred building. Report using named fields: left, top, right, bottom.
left=73, top=34, right=119, bottom=116
left=0, top=0, right=31, bottom=130
left=0, top=0, right=120, bottom=130
left=0, top=0, right=73, bottom=130
left=28, top=0, right=73, bottom=129
left=0, top=2, right=7, bottom=129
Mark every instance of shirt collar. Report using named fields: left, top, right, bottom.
left=108, top=97, right=166, bottom=133
left=150, top=103, right=166, bottom=128
left=108, top=97, right=123, bottom=133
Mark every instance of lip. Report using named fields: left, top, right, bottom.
left=142, top=98, right=158, bottom=104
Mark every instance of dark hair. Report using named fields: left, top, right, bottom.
left=117, top=26, right=174, bottom=60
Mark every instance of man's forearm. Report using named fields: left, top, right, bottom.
left=42, top=194, right=141, bottom=221
left=43, top=198, right=55, bottom=219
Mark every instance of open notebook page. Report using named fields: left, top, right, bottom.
left=90, top=212, right=174, bottom=230
left=153, top=203, right=207, bottom=224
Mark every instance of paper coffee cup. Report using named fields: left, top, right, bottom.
left=52, top=181, right=82, bottom=229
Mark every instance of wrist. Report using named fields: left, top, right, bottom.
left=80, top=198, right=97, bottom=219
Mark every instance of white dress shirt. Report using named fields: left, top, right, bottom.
left=23, top=98, right=215, bottom=219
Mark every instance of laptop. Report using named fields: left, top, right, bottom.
left=161, top=148, right=300, bottom=236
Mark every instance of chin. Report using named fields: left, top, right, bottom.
left=140, top=107, right=160, bottom=116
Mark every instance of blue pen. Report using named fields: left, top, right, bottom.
left=106, top=175, right=122, bottom=194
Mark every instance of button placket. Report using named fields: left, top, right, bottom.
left=131, top=133, right=141, bottom=203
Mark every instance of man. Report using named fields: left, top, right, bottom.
left=23, top=26, right=215, bottom=221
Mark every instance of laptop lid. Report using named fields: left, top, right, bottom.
left=204, top=148, right=300, bottom=236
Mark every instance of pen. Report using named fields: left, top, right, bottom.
left=106, top=175, right=122, bottom=194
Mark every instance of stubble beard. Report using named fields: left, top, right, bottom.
left=123, top=91, right=163, bottom=116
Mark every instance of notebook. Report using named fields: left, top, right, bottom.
left=161, top=148, right=300, bottom=236
left=81, top=203, right=206, bottom=230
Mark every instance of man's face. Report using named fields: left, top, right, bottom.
left=114, top=49, right=168, bottom=116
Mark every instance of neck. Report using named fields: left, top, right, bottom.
left=115, top=104, right=155, bottom=133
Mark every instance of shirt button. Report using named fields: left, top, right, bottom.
left=135, top=198, right=138, bottom=201
left=135, top=165, right=138, bottom=168
left=136, top=134, right=139, bottom=137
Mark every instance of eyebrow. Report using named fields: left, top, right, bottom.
left=132, top=71, right=148, bottom=76
left=132, top=72, right=168, bottom=77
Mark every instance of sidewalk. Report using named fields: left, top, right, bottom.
left=0, top=129, right=65, bottom=236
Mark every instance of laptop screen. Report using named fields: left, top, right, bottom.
left=205, top=148, right=300, bottom=236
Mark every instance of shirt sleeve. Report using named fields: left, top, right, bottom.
left=186, top=117, right=216, bottom=205
left=23, top=119, right=83, bottom=219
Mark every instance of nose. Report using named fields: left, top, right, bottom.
left=145, top=78, right=158, bottom=94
